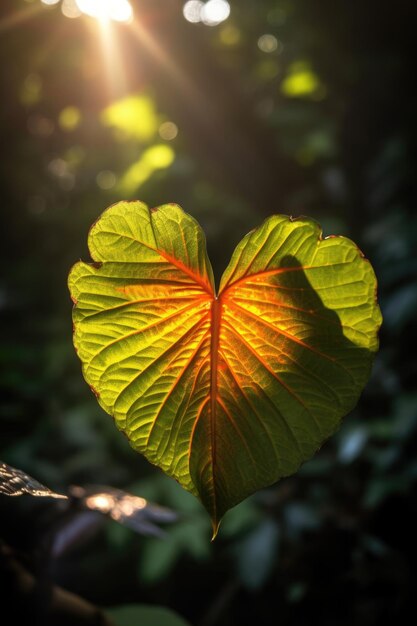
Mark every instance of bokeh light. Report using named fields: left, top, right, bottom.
left=58, top=106, right=81, bottom=131
left=201, top=0, right=230, bottom=26
left=41, top=0, right=60, bottom=5
left=281, top=61, right=325, bottom=99
left=47, top=157, right=75, bottom=190
left=219, top=24, right=241, bottom=46
left=158, top=121, right=178, bottom=141
left=101, top=95, right=159, bottom=141
left=182, top=0, right=204, bottom=23
left=257, top=34, right=280, bottom=54
left=96, top=170, right=117, bottom=190
left=119, top=144, right=175, bottom=194
left=183, top=0, right=230, bottom=26
left=61, top=0, right=81, bottom=19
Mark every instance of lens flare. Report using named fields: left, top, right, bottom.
left=75, top=0, right=133, bottom=23
left=201, top=0, right=230, bottom=26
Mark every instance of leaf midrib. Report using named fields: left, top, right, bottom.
left=208, top=297, right=221, bottom=522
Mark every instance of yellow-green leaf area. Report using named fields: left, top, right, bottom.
left=69, top=202, right=381, bottom=536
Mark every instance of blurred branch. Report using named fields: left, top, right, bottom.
left=0, top=542, right=115, bottom=626
left=0, top=462, right=67, bottom=499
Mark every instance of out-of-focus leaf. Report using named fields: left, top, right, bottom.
left=338, top=426, right=368, bottom=464
left=392, top=394, right=417, bottom=439
left=298, top=456, right=335, bottom=477
left=360, top=534, right=389, bottom=558
left=363, top=476, right=410, bottom=509
left=137, top=476, right=211, bottom=583
left=107, top=604, right=191, bottom=626
left=69, top=201, right=381, bottom=535
left=50, top=511, right=103, bottom=558
left=220, top=497, right=261, bottom=537
left=139, top=536, right=182, bottom=584
left=236, top=518, right=280, bottom=589
left=287, top=582, right=308, bottom=604
left=382, top=283, right=417, bottom=330
left=70, top=485, right=178, bottom=537
left=138, top=516, right=211, bottom=584
left=284, top=502, right=320, bottom=539
left=368, top=394, right=417, bottom=441
left=0, top=461, right=67, bottom=499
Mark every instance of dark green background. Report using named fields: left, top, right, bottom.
left=1, top=1, right=417, bottom=624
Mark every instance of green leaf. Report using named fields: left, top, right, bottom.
left=107, top=604, right=191, bottom=626
left=69, top=201, right=381, bottom=536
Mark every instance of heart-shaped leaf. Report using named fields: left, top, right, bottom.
left=69, top=201, right=381, bottom=535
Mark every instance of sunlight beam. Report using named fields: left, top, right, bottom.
left=87, top=17, right=128, bottom=97
left=127, top=18, right=204, bottom=106
left=75, top=0, right=133, bottom=23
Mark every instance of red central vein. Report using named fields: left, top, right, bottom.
left=209, top=297, right=222, bottom=512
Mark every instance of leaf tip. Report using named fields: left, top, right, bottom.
left=210, top=518, right=221, bottom=541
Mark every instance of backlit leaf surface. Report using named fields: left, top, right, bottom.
left=69, top=202, right=381, bottom=534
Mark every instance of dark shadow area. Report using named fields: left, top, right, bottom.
left=273, top=254, right=376, bottom=425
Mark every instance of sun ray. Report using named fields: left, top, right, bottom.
left=0, top=4, right=44, bottom=34
left=88, top=18, right=128, bottom=97
left=126, top=18, right=203, bottom=106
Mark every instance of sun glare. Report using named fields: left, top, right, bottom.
left=201, top=0, right=230, bottom=26
left=75, top=0, right=133, bottom=23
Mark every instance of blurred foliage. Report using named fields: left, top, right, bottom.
left=1, top=0, right=417, bottom=625
left=107, top=604, right=192, bottom=626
